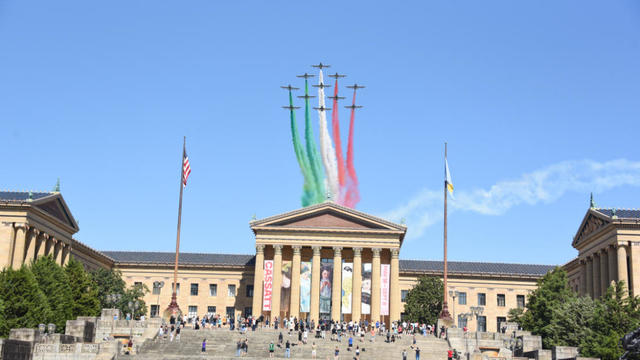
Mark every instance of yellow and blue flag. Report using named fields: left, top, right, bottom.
left=445, top=158, right=454, bottom=198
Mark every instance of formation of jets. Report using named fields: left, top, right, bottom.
left=313, top=106, right=331, bottom=112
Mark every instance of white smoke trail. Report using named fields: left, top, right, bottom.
left=382, top=159, right=640, bottom=240
left=317, top=70, right=340, bottom=200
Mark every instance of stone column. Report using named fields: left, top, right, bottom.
left=11, top=224, right=27, bottom=268
left=630, top=243, right=640, bottom=297
left=271, top=245, right=283, bottom=322
left=593, top=252, right=601, bottom=298
left=5, top=224, right=17, bottom=267
left=390, top=248, right=401, bottom=323
left=310, top=246, right=321, bottom=322
left=352, top=248, right=363, bottom=323
left=61, top=244, right=71, bottom=265
left=608, top=245, right=618, bottom=285
left=290, top=245, right=302, bottom=319
left=580, top=260, right=587, bottom=296
left=36, top=233, right=47, bottom=259
left=45, top=236, right=54, bottom=257
left=252, top=245, right=265, bottom=317
left=331, top=247, right=343, bottom=321
left=586, top=256, right=593, bottom=298
left=54, top=240, right=63, bottom=265
left=600, top=249, right=609, bottom=295
left=618, top=244, right=629, bottom=296
left=371, top=248, right=381, bottom=324
left=24, top=228, right=38, bottom=264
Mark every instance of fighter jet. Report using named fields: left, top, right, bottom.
left=296, top=73, right=315, bottom=79
left=282, top=105, right=301, bottom=110
left=344, top=104, right=363, bottom=110
left=280, top=85, right=300, bottom=91
left=327, top=95, right=345, bottom=101
left=297, top=94, right=316, bottom=100
left=328, top=73, right=346, bottom=79
left=346, top=84, right=365, bottom=90
left=311, top=62, right=331, bottom=69
left=313, top=106, right=332, bottom=111
left=312, top=83, right=332, bottom=89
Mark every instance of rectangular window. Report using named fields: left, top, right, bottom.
left=188, top=306, right=197, bottom=318
left=458, top=292, right=467, bottom=305
left=226, top=306, right=235, bottom=319
left=190, top=283, right=199, bottom=296
left=244, top=307, right=252, bottom=318
left=150, top=305, right=159, bottom=318
left=207, top=306, right=216, bottom=315
left=246, top=285, right=254, bottom=297
left=517, top=295, right=525, bottom=309
left=209, top=284, right=217, bottom=296
left=173, top=283, right=180, bottom=296
left=497, top=317, right=507, bottom=330
left=497, top=294, right=506, bottom=307
left=401, top=290, right=409, bottom=302
left=134, top=281, right=142, bottom=288
left=228, top=284, right=236, bottom=297
left=152, top=284, right=161, bottom=295
left=477, top=293, right=486, bottom=306
left=477, top=316, right=487, bottom=332
left=457, top=314, right=467, bottom=328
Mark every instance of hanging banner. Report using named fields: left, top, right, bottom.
left=361, top=263, right=372, bottom=314
left=380, top=264, right=390, bottom=316
left=281, top=261, right=292, bottom=314
left=300, top=261, right=312, bottom=313
left=319, top=263, right=333, bottom=314
left=341, top=262, right=353, bottom=314
left=263, top=260, right=274, bottom=311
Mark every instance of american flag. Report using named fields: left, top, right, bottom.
left=183, top=150, right=191, bottom=187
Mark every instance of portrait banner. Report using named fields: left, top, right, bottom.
left=281, top=261, right=292, bottom=313
left=341, top=262, right=353, bottom=314
left=300, top=261, right=312, bottom=313
left=263, top=260, right=274, bottom=311
left=361, top=263, right=372, bottom=315
left=380, top=264, right=390, bottom=316
left=319, top=263, right=333, bottom=314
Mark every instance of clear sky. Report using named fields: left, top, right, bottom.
left=2, top=1, right=640, bottom=265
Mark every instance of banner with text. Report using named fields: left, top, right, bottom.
left=341, top=262, right=353, bottom=314
left=263, top=260, right=274, bottom=311
left=380, top=264, right=390, bottom=316
left=300, top=261, right=312, bottom=313
left=319, top=263, right=333, bottom=314
left=281, top=261, right=292, bottom=314
left=361, top=263, right=372, bottom=314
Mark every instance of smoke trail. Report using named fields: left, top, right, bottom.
left=331, top=79, right=347, bottom=205
left=287, top=89, right=315, bottom=206
left=303, top=78, right=326, bottom=203
left=317, top=70, right=340, bottom=201
left=344, top=88, right=361, bottom=208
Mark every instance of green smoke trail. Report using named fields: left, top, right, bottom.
left=303, top=79, right=326, bottom=203
left=288, top=90, right=315, bottom=206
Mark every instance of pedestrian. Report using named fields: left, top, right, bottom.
left=402, top=349, right=408, bottom=360
left=311, top=342, right=317, bottom=359
left=127, top=339, right=133, bottom=354
left=447, top=349, right=453, bottom=360
left=334, top=346, right=340, bottom=360
left=243, top=338, right=248, bottom=357
left=355, top=345, right=360, bottom=359
left=415, top=346, right=420, bottom=360
left=348, top=335, right=353, bottom=349
left=285, top=340, right=291, bottom=358
left=176, top=326, right=181, bottom=341
left=236, top=339, right=242, bottom=357
left=269, top=341, right=275, bottom=358
left=279, top=332, right=284, bottom=345
left=202, top=338, right=206, bottom=353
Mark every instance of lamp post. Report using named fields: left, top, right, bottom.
left=448, top=290, right=460, bottom=326
left=105, top=293, right=122, bottom=336
left=469, top=306, right=484, bottom=353
left=153, top=281, right=165, bottom=318
left=128, top=300, right=140, bottom=341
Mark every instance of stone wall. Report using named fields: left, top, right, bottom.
left=0, top=338, right=32, bottom=360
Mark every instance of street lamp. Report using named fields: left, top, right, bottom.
left=105, top=293, right=122, bottom=336
left=47, top=323, right=56, bottom=335
left=127, top=300, right=140, bottom=341
left=448, top=290, right=461, bottom=326
left=153, top=281, right=165, bottom=318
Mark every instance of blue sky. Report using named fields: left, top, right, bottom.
left=2, top=1, right=640, bottom=265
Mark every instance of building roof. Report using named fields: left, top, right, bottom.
left=593, top=208, right=640, bottom=219
left=0, top=191, right=54, bottom=202
left=103, top=251, right=256, bottom=267
left=103, top=250, right=555, bottom=277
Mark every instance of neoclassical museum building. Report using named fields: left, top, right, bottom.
left=1, top=190, right=639, bottom=333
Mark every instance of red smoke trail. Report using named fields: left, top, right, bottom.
left=345, top=88, right=360, bottom=208
left=331, top=80, right=346, bottom=203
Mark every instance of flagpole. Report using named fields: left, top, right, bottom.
left=166, top=136, right=185, bottom=319
left=440, top=142, right=451, bottom=320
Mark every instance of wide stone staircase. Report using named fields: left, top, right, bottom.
left=132, top=328, right=450, bottom=359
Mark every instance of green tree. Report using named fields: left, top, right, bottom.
left=547, top=295, right=597, bottom=347
left=122, top=282, right=149, bottom=319
left=521, top=267, right=575, bottom=348
left=404, top=276, right=443, bottom=324
left=0, top=266, right=52, bottom=337
left=65, top=258, right=101, bottom=318
left=31, top=256, right=73, bottom=331
left=507, top=307, right=525, bottom=325
left=91, top=267, right=148, bottom=319
left=0, top=297, right=7, bottom=337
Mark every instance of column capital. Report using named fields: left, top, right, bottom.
left=256, top=244, right=265, bottom=254
left=292, top=245, right=302, bottom=255
left=580, top=258, right=587, bottom=265
left=372, top=248, right=382, bottom=257
left=312, top=246, right=322, bottom=256
left=391, top=248, right=400, bottom=258
left=13, top=222, right=28, bottom=230
left=273, top=244, right=283, bottom=255
left=333, top=246, right=342, bottom=257
left=353, top=247, right=363, bottom=257
left=599, top=247, right=608, bottom=255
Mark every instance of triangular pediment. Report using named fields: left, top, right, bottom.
left=251, top=201, right=406, bottom=232
left=33, top=194, right=79, bottom=232
left=572, top=209, right=610, bottom=248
